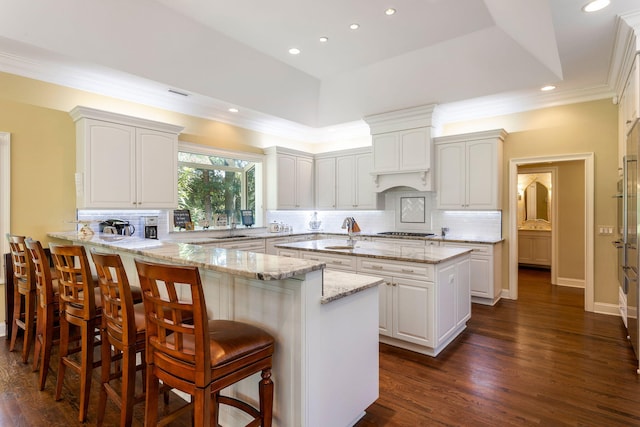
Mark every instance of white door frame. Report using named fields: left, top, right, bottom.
left=508, top=153, right=594, bottom=311
left=0, top=132, right=9, bottom=285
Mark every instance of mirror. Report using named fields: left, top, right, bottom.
left=524, top=181, right=549, bottom=221
left=517, top=172, right=552, bottom=225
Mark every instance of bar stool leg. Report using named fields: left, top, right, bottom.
left=21, top=289, right=36, bottom=363
left=9, top=285, right=21, bottom=352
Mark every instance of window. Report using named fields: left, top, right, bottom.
left=177, top=146, right=262, bottom=229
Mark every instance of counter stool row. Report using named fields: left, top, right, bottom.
left=6, top=233, right=275, bottom=426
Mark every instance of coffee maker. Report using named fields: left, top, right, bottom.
left=144, top=216, right=158, bottom=239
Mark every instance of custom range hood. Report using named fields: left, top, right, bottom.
left=364, top=104, right=437, bottom=193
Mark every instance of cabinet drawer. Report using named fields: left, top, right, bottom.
left=276, top=249, right=299, bottom=258
left=443, top=242, right=491, bottom=255
left=358, top=258, right=433, bottom=281
left=217, top=240, right=266, bottom=253
left=372, top=237, right=425, bottom=247
left=301, top=252, right=356, bottom=271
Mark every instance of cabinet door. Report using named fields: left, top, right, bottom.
left=518, top=234, right=534, bottom=263
left=436, top=142, right=465, bottom=209
left=372, top=133, right=398, bottom=172
left=399, top=128, right=429, bottom=171
left=435, top=261, right=457, bottom=344
left=136, top=128, right=178, bottom=208
left=466, top=139, right=498, bottom=209
left=393, top=277, right=433, bottom=346
left=354, top=153, right=376, bottom=209
left=295, top=156, right=314, bottom=209
left=276, top=154, right=297, bottom=209
left=469, top=255, right=492, bottom=297
left=84, top=120, right=136, bottom=208
left=336, top=155, right=356, bottom=209
left=315, top=157, right=336, bottom=209
left=456, top=256, right=471, bottom=328
left=378, top=276, right=393, bottom=337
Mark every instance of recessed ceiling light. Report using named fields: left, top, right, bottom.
left=319, top=36, right=329, bottom=43
left=288, top=47, right=301, bottom=55
left=582, top=0, right=610, bottom=12
left=350, top=23, right=360, bottom=30
left=228, top=108, right=239, bottom=113
left=541, top=85, right=556, bottom=92
left=385, top=8, right=396, bottom=16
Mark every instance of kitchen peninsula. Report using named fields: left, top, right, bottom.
left=274, top=239, right=473, bottom=356
left=48, top=231, right=382, bottom=427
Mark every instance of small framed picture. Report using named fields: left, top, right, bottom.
left=400, top=196, right=425, bottom=223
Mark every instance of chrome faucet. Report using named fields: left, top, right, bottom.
left=342, top=217, right=356, bottom=246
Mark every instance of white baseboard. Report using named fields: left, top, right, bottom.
left=593, top=302, right=621, bottom=317
left=556, top=277, right=585, bottom=288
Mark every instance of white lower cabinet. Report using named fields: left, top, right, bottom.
left=358, top=256, right=468, bottom=356
left=443, top=241, right=502, bottom=306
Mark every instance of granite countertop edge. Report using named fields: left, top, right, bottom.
left=47, top=231, right=324, bottom=281
left=321, top=270, right=384, bottom=304
left=274, top=239, right=473, bottom=264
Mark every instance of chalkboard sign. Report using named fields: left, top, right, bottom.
left=173, top=209, right=192, bottom=229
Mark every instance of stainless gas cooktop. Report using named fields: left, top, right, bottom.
left=377, top=232, right=435, bottom=237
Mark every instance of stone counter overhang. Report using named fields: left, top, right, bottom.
left=47, top=231, right=382, bottom=304
left=274, top=238, right=473, bottom=264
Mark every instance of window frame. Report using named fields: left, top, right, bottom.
left=177, top=142, right=264, bottom=228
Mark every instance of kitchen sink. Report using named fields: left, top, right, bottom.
left=208, top=235, right=249, bottom=240
left=324, top=245, right=356, bottom=250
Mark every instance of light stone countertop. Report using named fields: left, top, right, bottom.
left=48, top=231, right=324, bottom=281
left=275, top=239, right=473, bottom=264
left=321, top=270, right=384, bottom=304
left=48, top=231, right=381, bottom=304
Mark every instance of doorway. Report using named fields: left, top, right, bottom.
left=508, top=153, right=594, bottom=311
left=517, top=167, right=557, bottom=284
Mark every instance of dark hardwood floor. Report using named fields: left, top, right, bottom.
left=356, top=268, right=640, bottom=426
left=1, top=267, right=639, bottom=426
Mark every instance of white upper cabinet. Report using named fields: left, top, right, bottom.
left=364, top=104, right=436, bottom=192
left=336, top=151, right=379, bottom=209
left=265, top=147, right=314, bottom=210
left=71, top=106, right=183, bottom=209
left=316, top=148, right=380, bottom=210
left=372, top=128, right=431, bottom=173
left=315, top=157, right=336, bottom=209
left=434, top=129, right=507, bottom=210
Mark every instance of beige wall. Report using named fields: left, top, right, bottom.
left=446, top=98, right=618, bottom=305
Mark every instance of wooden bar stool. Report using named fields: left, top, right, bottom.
left=25, top=239, right=65, bottom=391
left=91, top=250, right=158, bottom=427
left=50, top=244, right=103, bottom=423
left=135, top=259, right=275, bottom=427
left=6, top=233, right=37, bottom=364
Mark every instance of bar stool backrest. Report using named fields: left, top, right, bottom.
left=50, top=245, right=96, bottom=321
left=90, top=251, right=136, bottom=347
left=7, top=234, right=33, bottom=290
left=135, top=259, right=211, bottom=387
left=25, top=239, right=55, bottom=309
